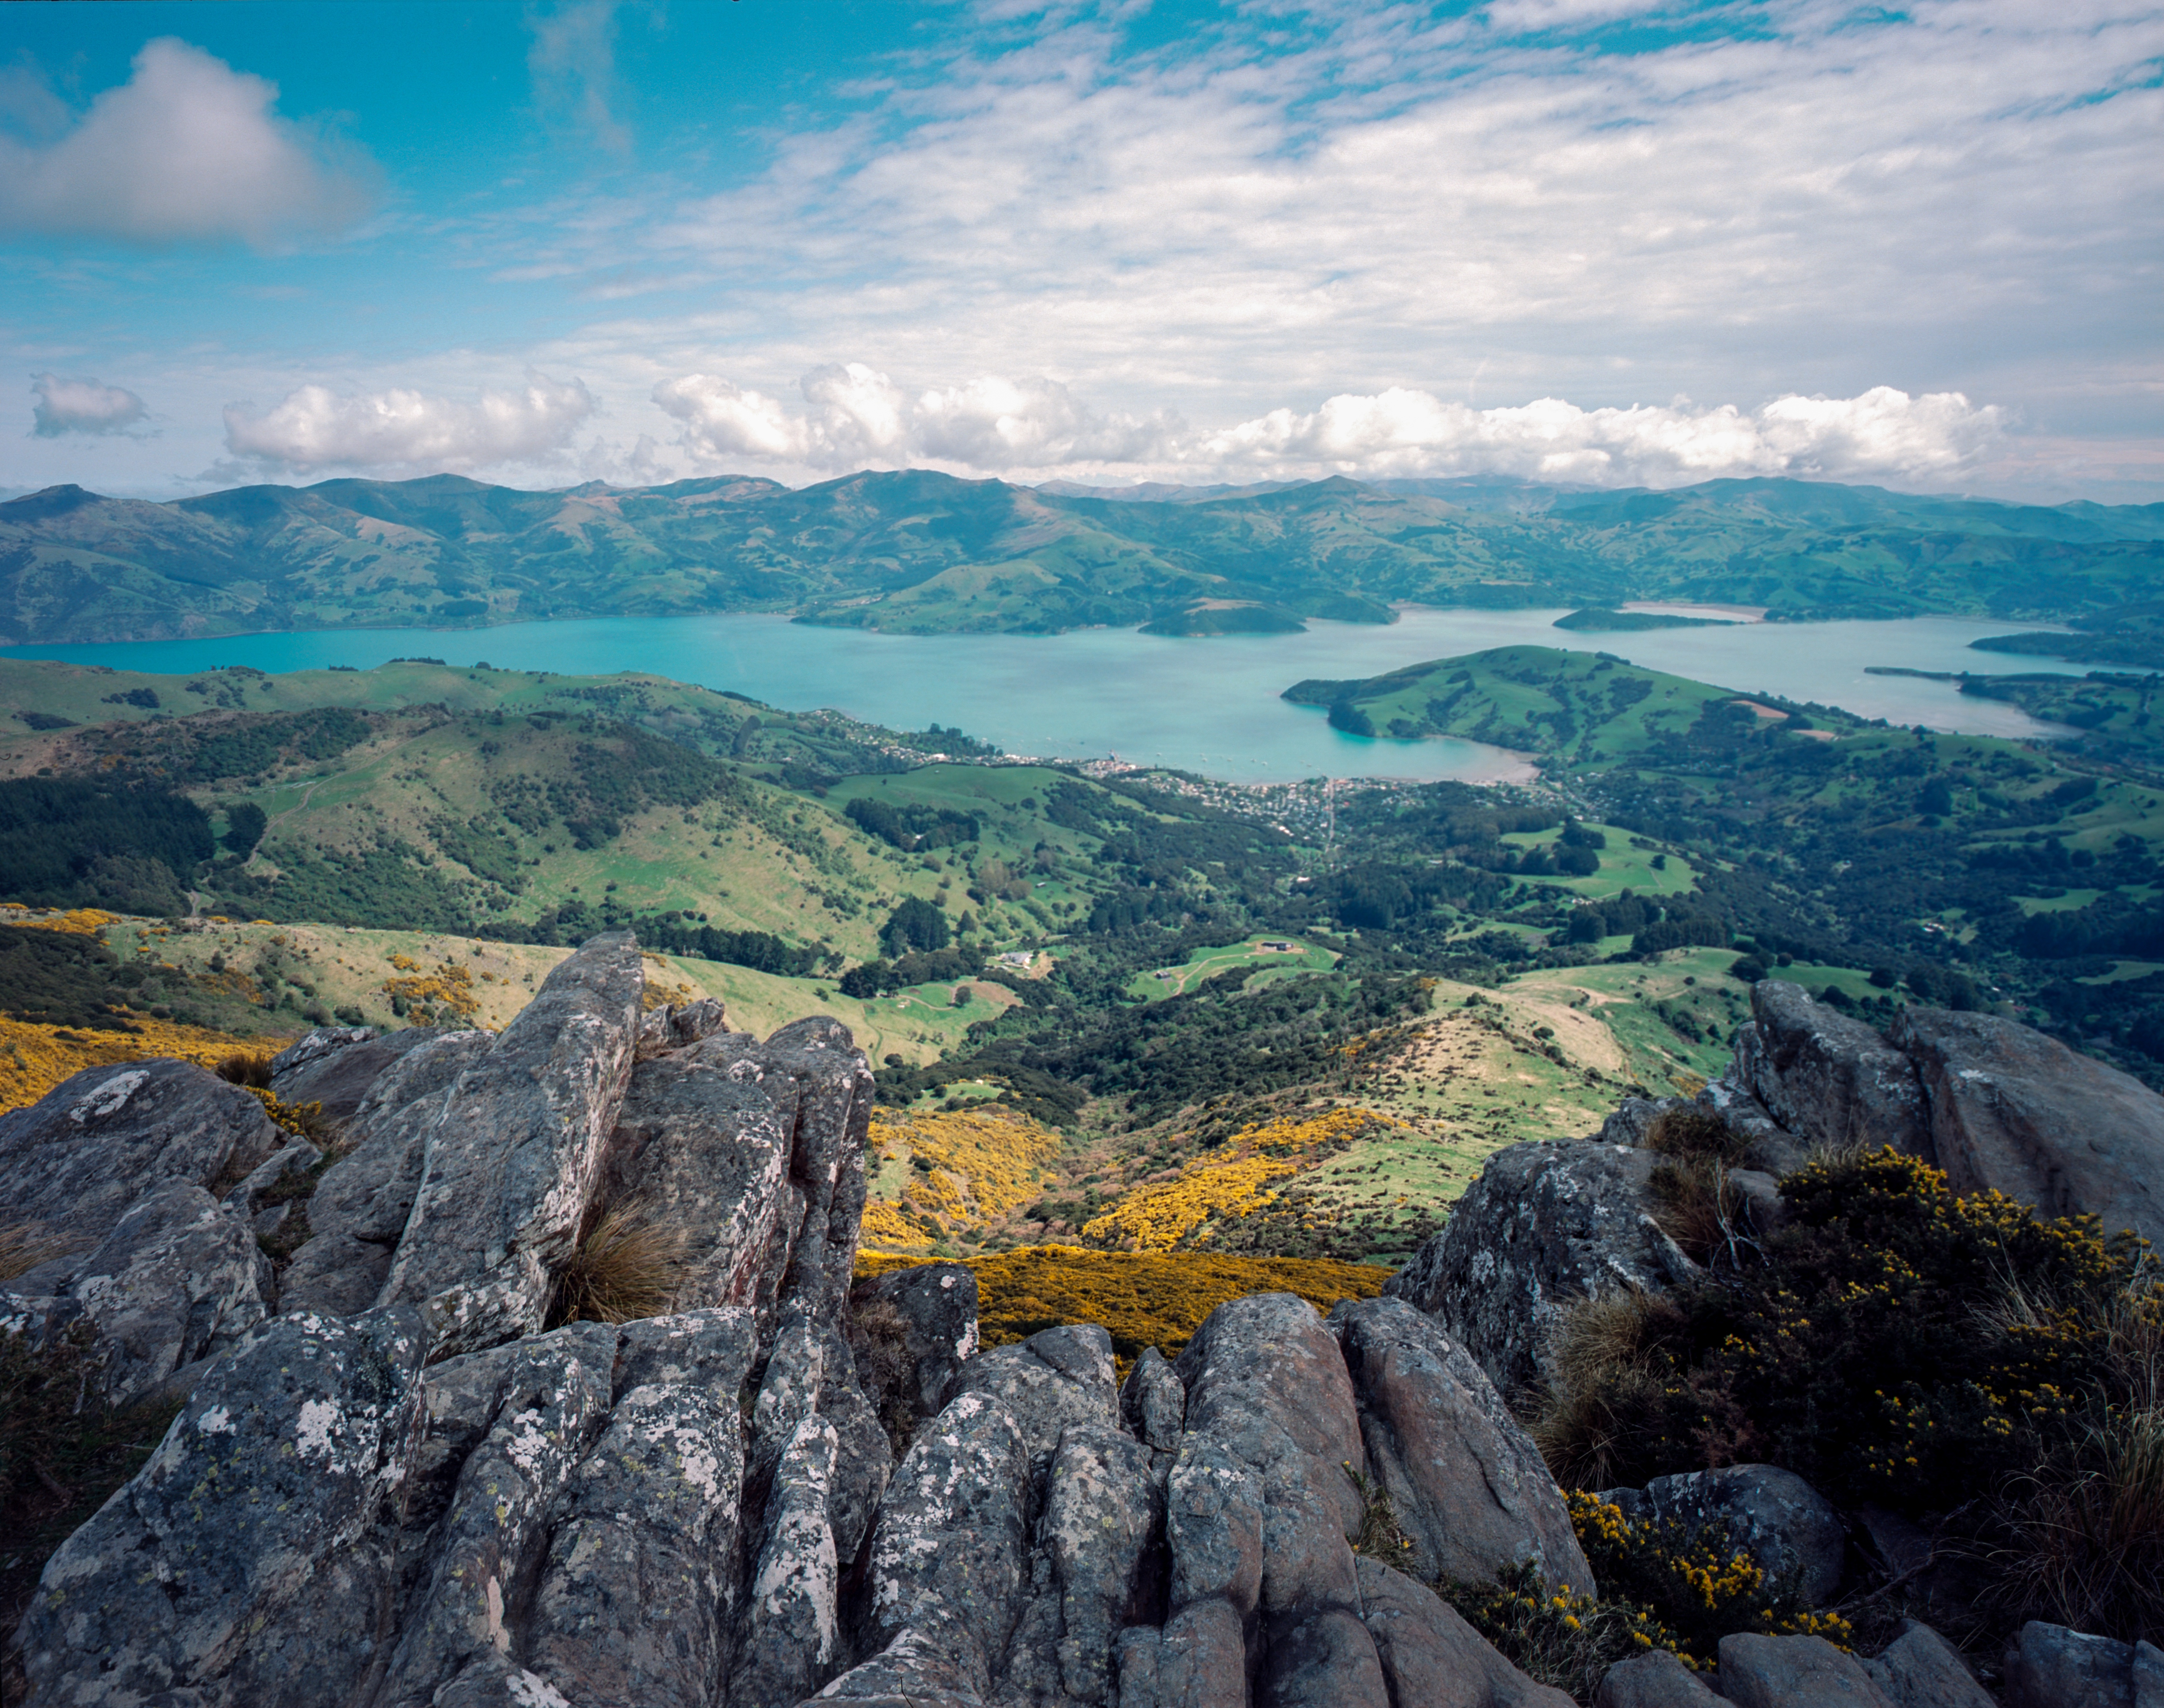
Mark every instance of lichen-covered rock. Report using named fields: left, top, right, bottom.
left=1860, top=1620, right=1997, bottom=1708
left=826, top=1322, right=1129, bottom=1706
left=378, top=932, right=646, bottom=1353
left=1732, top=981, right=1930, bottom=1159
left=1169, top=1293, right=1389, bottom=1708
left=1120, top=1343, right=1185, bottom=1453
left=277, top=1027, right=491, bottom=1315
left=732, top=1416, right=841, bottom=1708
left=1716, top=1632, right=1895, bottom=1707
left=521, top=1310, right=758, bottom=1708
left=1695, top=1075, right=1812, bottom=1177
left=1599, top=1464, right=1845, bottom=1607
left=635, top=995, right=730, bottom=1059
left=48, top=1179, right=274, bottom=1405
left=1891, top=1006, right=2164, bottom=1248
left=18, top=1304, right=428, bottom=1708
left=1383, top=1141, right=1697, bottom=1400
left=1594, top=1095, right=1677, bottom=1147
left=374, top=1322, right=623, bottom=1708
left=269, top=1024, right=446, bottom=1123
left=1331, top=1296, right=1593, bottom=1594
left=850, top=1260, right=980, bottom=1423
left=601, top=1034, right=793, bottom=1317
left=0, top=1057, right=281, bottom=1247
left=1354, top=1556, right=1578, bottom=1708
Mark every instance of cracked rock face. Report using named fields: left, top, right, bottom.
left=1732, top=981, right=1930, bottom=1160
left=1383, top=1140, right=1697, bottom=1402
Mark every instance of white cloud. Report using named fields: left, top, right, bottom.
left=527, top=2, right=632, bottom=156
left=1205, top=386, right=2006, bottom=484
left=0, top=39, right=373, bottom=248
left=31, top=374, right=149, bottom=439
left=651, top=359, right=1996, bottom=487
left=654, top=363, right=1183, bottom=473
left=222, top=374, right=597, bottom=471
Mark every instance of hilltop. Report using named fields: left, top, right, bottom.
left=4, top=469, right=2162, bottom=642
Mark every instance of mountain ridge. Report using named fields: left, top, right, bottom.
left=5, top=468, right=2163, bottom=645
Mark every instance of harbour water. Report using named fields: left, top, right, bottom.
left=0, top=607, right=2088, bottom=783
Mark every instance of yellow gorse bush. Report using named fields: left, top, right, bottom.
left=865, top=1105, right=1063, bottom=1243
left=1083, top=1105, right=1409, bottom=1251
left=0, top=1015, right=274, bottom=1113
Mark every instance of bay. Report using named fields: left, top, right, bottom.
left=0, top=608, right=2087, bottom=783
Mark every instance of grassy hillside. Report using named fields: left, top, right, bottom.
left=1283, top=644, right=1859, bottom=766
left=6, top=469, right=2162, bottom=643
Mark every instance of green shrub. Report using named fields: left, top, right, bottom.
left=1441, top=1557, right=1690, bottom=1700
left=1545, top=1151, right=2136, bottom=1514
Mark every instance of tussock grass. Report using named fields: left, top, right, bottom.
left=1643, top=1105, right=1746, bottom=1167
left=1649, top=1157, right=1758, bottom=1268
left=212, top=1051, right=274, bottom=1089
left=1531, top=1289, right=1688, bottom=1492
left=548, top=1200, right=688, bottom=1327
left=0, top=1224, right=84, bottom=1283
left=1989, top=1407, right=2164, bottom=1644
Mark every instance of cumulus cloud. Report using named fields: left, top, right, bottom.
left=222, top=374, right=596, bottom=470
left=0, top=39, right=373, bottom=247
left=31, top=374, right=149, bottom=439
left=653, top=363, right=1182, bottom=473
left=651, top=360, right=1998, bottom=488
left=1203, top=387, right=2005, bottom=485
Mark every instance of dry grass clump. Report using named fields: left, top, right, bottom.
left=1643, top=1105, right=1746, bottom=1166
left=213, top=1051, right=274, bottom=1088
left=1649, top=1158, right=1758, bottom=1268
left=548, top=1200, right=688, bottom=1327
left=0, top=1223, right=84, bottom=1283
left=1531, top=1288, right=1689, bottom=1492
left=1989, top=1406, right=2164, bottom=1643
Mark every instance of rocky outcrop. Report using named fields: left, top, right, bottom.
left=1891, top=1007, right=2164, bottom=1247
left=376, top=929, right=648, bottom=1354
left=849, top=1259, right=980, bottom=1434
left=270, top=1024, right=447, bottom=1122
left=11, top=931, right=904, bottom=1708
left=1332, top=1295, right=1594, bottom=1593
left=1383, top=1140, right=1697, bottom=1399
left=1599, top=1465, right=1846, bottom=1607
left=1730, top=981, right=1929, bottom=1159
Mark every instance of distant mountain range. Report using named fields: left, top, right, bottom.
left=4, top=468, right=2161, bottom=644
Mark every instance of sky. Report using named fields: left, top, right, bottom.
left=3, top=0, right=2159, bottom=505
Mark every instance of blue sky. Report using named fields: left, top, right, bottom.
left=4, top=0, right=2159, bottom=502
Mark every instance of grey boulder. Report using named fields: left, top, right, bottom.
left=1892, top=1006, right=2164, bottom=1248
left=1354, top=1555, right=1579, bottom=1708
left=1716, top=1632, right=1895, bottom=1706
left=269, top=1023, right=448, bottom=1123
left=1599, top=1464, right=1845, bottom=1606
left=1731, top=981, right=1929, bottom=1159
left=1595, top=1649, right=1726, bottom=1707
left=849, top=1259, right=981, bottom=1429
left=2001, top=1620, right=2164, bottom=1708
left=1384, top=1140, right=1697, bottom=1400
left=0, top=1057, right=281, bottom=1248
left=1862, top=1620, right=1997, bottom=1708
left=1332, top=1295, right=1594, bottom=1594
left=378, top=930, right=646, bottom=1353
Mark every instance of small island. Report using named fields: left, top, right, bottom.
left=1552, top=607, right=1738, bottom=632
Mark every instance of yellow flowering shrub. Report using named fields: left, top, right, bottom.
left=0, top=1015, right=278, bottom=1113
left=379, top=960, right=481, bottom=1025
left=868, top=1105, right=1062, bottom=1240
left=1081, top=1105, right=1409, bottom=1251
left=854, top=1244, right=1385, bottom=1361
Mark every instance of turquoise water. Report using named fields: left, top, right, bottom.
left=0, top=608, right=2086, bottom=784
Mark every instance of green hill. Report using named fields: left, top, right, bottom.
left=1282, top=644, right=1858, bottom=766
left=5, top=470, right=2162, bottom=644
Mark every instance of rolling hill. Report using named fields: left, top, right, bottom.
left=4, top=469, right=2161, bottom=643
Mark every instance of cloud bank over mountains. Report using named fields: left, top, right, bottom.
left=647, top=363, right=2002, bottom=490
